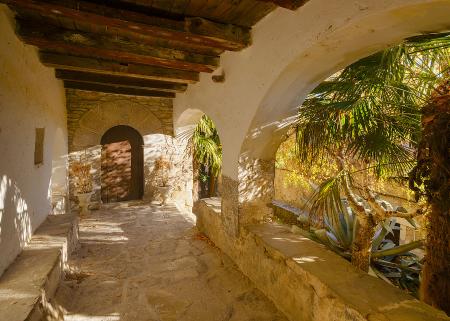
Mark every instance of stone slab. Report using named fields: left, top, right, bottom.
left=0, top=214, right=78, bottom=321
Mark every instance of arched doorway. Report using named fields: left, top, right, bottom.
left=100, top=125, right=144, bottom=203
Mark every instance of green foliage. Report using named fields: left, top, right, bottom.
left=191, top=115, right=222, bottom=176
left=294, top=33, right=450, bottom=228
left=288, top=33, right=449, bottom=295
left=295, top=34, right=450, bottom=179
left=275, top=134, right=338, bottom=209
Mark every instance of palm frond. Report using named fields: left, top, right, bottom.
left=295, top=33, right=450, bottom=179
left=190, top=115, right=222, bottom=176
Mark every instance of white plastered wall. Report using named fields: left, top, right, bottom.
left=174, top=0, right=450, bottom=180
left=0, top=5, right=67, bottom=276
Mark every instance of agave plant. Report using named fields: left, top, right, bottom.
left=312, top=201, right=424, bottom=295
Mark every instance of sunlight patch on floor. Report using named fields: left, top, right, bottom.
left=64, top=313, right=120, bottom=321
left=293, top=256, right=320, bottom=264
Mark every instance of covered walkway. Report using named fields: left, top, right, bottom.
left=1, top=1, right=449, bottom=320
left=52, top=202, right=287, bottom=321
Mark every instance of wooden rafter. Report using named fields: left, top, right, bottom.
left=1, top=0, right=251, bottom=51
left=0, top=0, right=281, bottom=98
left=55, top=70, right=187, bottom=92
left=17, top=19, right=219, bottom=73
left=40, top=52, right=199, bottom=83
left=63, top=80, right=176, bottom=98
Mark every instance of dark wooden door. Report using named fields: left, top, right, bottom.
left=101, top=125, right=144, bottom=203
left=101, top=140, right=132, bottom=203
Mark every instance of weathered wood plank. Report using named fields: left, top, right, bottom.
left=2, top=0, right=251, bottom=51
left=64, top=80, right=176, bottom=98
left=17, top=19, right=219, bottom=73
left=185, top=17, right=251, bottom=48
left=212, top=0, right=253, bottom=26
left=40, top=52, right=199, bottom=83
left=233, top=2, right=276, bottom=27
left=170, top=0, right=190, bottom=14
left=15, top=13, right=224, bottom=57
left=149, top=0, right=174, bottom=12
left=255, top=0, right=309, bottom=10
left=55, top=70, right=188, bottom=92
left=227, top=0, right=258, bottom=25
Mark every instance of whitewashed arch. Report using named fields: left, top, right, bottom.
left=174, top=0, right=450, bottom=179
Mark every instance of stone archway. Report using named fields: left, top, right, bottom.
left=100, top=125, right=144, bottom=203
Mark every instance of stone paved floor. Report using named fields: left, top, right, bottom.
left=51, top=201, right=287, bottom=321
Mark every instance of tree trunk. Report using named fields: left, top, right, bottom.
left=337, top=155, right=376, bottom=272
left=192, top=157, right=200, bottom=202
left=208, top=167, right=217, bottom=197
left=351, top=215, right=377, bottom=272
left=411, top=80, right=450, bottom=314
left=421, top=202, right=450, bottom=314
left=199, top=164, right=209, bottom=199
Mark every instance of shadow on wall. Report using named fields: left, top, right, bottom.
left=143, top=133, right=193, bottom=209
left=238, top=156, right=275, bottom=201
left=0, top=175, right=32, bottom=275
left=51, top=127, right=69, bottom=214
left=69, top=146, right=102, bottom=208
left=143, top=134, right=178, bottom=200
left=50, top=155, right=69, bottom=214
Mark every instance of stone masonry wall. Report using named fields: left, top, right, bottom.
left=66, top=90, right=193, bottom=211
left=66, top=89, right=173, bottom=152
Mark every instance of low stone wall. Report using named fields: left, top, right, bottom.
left=0, top=214, right=78, bottom=321
left=195, top=199, right=449, bottom=321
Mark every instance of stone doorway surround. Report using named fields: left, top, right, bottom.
left=67, top=91, right=194, bottom=211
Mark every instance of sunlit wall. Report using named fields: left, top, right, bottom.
left=0, top=5, right=68, bottom=276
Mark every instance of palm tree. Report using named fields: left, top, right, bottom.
left=294, top=33, right=449, bottom=311
left=189, top=115, right=222, bottom=198
left=410, top=79, right=449, bottom=313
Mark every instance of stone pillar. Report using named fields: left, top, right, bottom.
left=221, top=175, right=240, bottom=237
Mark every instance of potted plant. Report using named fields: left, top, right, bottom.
left=72, top=161, right=93, bottom=216
left=154, top=156, right=172, bottom=205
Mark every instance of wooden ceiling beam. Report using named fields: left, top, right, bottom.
left=256, top=0, right=309, bottom=10
left=17, top=19, right=219, bottom=73
left=40, top=52, right=199, bottom=83
left=2, top=0, right=251, bottom=51
left=64, top=80, right=176, bottom=98
left=55, top=70, right=188, bottom=92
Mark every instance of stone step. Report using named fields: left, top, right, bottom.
left=0, top=214, right=78, bottom=321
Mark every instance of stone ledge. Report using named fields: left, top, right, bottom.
left=194, top=197, right=221, bottom=214
left=195, top=199, right=449, bottom=321
left=0, top=214, right=78, bottom=321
